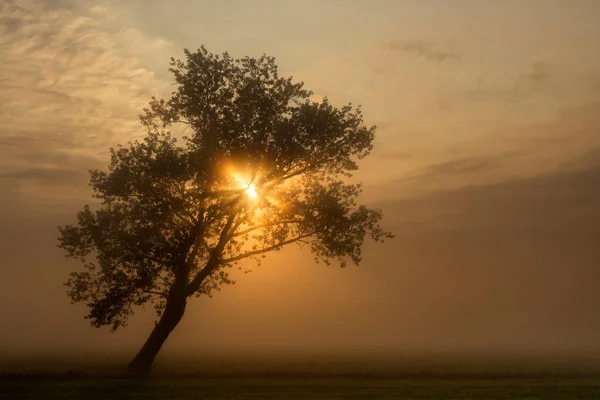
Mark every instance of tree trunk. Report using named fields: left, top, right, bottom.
left=127, top=290, right=187, bottom=375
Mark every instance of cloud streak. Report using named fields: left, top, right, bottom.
left=0, top=0, right=168, bottom=207
left=394, top=156, right=504, bottom=187
left=386, top=40, right=461, bottom=63
left=466, top=62, right=558, bottom=103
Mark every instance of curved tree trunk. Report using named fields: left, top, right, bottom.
left=127, top=290, right=187, bottom=375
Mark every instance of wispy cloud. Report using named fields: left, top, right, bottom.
left=377, top=151, right=413, bottom=160
left=466, top=62, right=557, bottom=103
left=0, top=0, right=168, bottom=208
left=382, top=151, right=600, bottom=231
left=386, top=40, right=460, bottom=63
left=396, top=156, right=503, bottom=185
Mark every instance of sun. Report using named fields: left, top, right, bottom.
left=245, top=183, right=258, bottom=199
left=231, top=172, right=259, bottom=201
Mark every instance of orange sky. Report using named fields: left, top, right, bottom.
left=1, top=0, right=599, bottom=357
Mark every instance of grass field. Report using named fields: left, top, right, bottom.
left=2, top=376, right=600, bottom=399
left=3, top=352, right=600, bottom=399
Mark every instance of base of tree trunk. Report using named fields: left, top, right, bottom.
left=127, top=292, right=187, bottom=375
left=127, top=358, right=154, bottom=375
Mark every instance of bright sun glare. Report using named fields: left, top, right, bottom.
left=245, top=183, right=258, bottom=199
left=232, top=172, right=259, bottom=201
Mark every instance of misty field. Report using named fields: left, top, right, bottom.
left=3, top=354, right=600, bottom=399
left=2, top=377, right=600, bottom=399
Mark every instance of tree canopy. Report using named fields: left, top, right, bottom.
left=58, top=46, right=392, bottom=332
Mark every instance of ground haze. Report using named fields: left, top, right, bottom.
left=2, top=352, right=600, bottom=399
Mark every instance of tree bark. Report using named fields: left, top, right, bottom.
left=127, top=289, right=187, bottom=375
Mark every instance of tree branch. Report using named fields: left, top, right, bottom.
left=121, top=193, right=194, bottom=228
left=232, top=219, right=304, bottom=238
left=221, top=231, right=316, bottom=265
left=264, top=164, right=311, bottom=188
left=183, top=205, right=207, bottom=271
left=186, top=205, right=240, bottom=295
left=143, top=290, right=168, bottom=298
left=172, top=210, right=194, bottom=228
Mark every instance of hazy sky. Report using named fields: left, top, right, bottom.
left=1, top=0, right=600, bottom=358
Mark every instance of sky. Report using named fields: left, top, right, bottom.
left=1, top=0, right=600, bottom=360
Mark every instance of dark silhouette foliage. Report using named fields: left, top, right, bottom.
left=58, top=46, right=392, bottom=373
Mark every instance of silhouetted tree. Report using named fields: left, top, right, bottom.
left=58, top=46, right=393, bottom=374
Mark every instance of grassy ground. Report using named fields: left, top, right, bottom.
left=2, top=377, right=600, bottom=399
left=3, top=353, right=600, bottom=399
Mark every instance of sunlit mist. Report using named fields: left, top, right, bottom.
left=1, top=0, right=600, bottom=366
left=245, top=183, right=258, bottom=200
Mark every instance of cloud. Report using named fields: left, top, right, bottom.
left=558, top=147, right=600, bottom=171
left=386, top=40, right=460, bottom=63
left=466, top=62, right=558, bottom=103
left=363, top=156, right=600, bottom=348
left=380, top=148, right=600, bottom=236
left=419, top=157, right=500, bottom=175
left=521, top=61, right=551, bottom=84
left=394, top=156, right=506, bottom=187
left=0, top=167, right=82, bottom=184
left=377, top=151, right=413, bottom=160
left=389, top=98, right=600, bottom=197
left=0, top=1, right=169, bottom=208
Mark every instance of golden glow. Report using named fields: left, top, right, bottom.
left=232, top=173, right=249, bottom=188
left=231, top=173, right=260, bottom=201
left=245, top=183, right=258, bottom=199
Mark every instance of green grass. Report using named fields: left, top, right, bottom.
left=2, top=377, right=600, bottom=399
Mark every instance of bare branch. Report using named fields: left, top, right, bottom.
left=186, top=205, right=240, bottom=295
left=143, top=290, right=168, bottom=298
left=183, top=206, right=207, bottom=271
left=232, top=219, right=304, bottom=238
left=222, top=231, right=317, bottom=265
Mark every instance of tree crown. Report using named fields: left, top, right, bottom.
left=58, top=46, right=392, bottom=330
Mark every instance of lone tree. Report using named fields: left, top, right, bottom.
left=58, top=46, right=392, bottom=374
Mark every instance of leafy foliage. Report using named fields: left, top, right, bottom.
left=58, top=46, right=393, bottom=331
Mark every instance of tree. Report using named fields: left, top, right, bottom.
left=58, top=46, right=393, bottom=374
